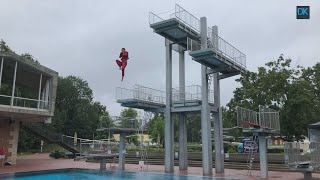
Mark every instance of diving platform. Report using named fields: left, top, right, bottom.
left=187, top=34, right=246, bottom=76
left=150, top=5, right=246, bottom=75
left=149, top=4, right=200, bottom=49
left=116, top=85, right=217, bottom=113
left=189, top=48, right=246, bottom=74
left=236, top=106, right=280, bottom=134
left=116, top=85, right=166, bottom=112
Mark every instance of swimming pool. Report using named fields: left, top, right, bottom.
left=0, top=169, right=242, bottom=180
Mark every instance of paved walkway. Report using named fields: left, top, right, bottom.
left=0, top=153, right=319, bottom=180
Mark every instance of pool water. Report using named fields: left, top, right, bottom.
left=1, top=169, right=242, bottom=180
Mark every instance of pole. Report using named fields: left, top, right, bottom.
left=200, top=17, right=212, bottom=176
left=165, top=38, right=174, bottom=173
left=11, top=61, right=17, bottom=107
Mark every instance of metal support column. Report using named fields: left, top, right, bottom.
left=37, top=73, right=42, bottom=109
left=179, top=49, right=187, bottom=170
left=259, top=135, right=268, bottom=178
left=100, top=158, right=107, bottom=170
left=10, top=61, right=17, bottom=107
left=119, top=132, right=126, bottom=170
left=212, top=25, right=224, bottom=173
left=0, top=57, right=4, bottom=88
left=165, top=39, right=174, bottom=173
left=200, top=17, right=212, bottom=176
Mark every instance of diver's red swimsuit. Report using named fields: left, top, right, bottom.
left=116, top=51, right=129, bottom=81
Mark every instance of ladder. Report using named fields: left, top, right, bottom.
left=138, top=130, right=148, bottom=171
left=247, top=133, right=259, bottom=175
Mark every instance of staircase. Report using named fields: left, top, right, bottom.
left=21, top=123, right=80, bottom=154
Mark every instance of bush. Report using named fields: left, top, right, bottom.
left=187, top=144, right=202, bottom=152
left=49, top=150, right=66, bottom=159
left=224, top=144, right=237, bottom=154
left=267, top=148, right=284, bottom=153
left=227, top=146, right=236, bottom=153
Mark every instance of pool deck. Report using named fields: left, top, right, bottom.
left=0, top=153, right=319, bottom=180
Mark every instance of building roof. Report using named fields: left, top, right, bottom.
left=308, top=121, right=320, bottom=129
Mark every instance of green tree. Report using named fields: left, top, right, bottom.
left=0, top=39, right=13, bottom=52
left=186, top=114, right=201, bottom=142
left=96, top=113, right=114, bottom=139
left=119, top=108, right=139, bottom=128
left=224, top=55, right=318, bottom=141
left=48, top=76, right=107, bottom=139
left=146, top=113, right=165, bottom=146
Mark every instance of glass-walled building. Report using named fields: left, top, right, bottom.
left=0, top=51, right=58, bottom=165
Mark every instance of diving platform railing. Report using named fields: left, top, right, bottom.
left=149, top=4, right=200, bottom=49
left=172, top=85, right=214, bottom=105
left=169, top=4, right=200, bottom=33
left=149, top=4, right=246, bottom=73
left=149, top=4, right=200, bottom=34
left=259, top=105, right=280, bottom=132
left=187, top=34, right=246, bottom=73
left=116, top=84, right=214, bottom=110
left=116, top=85, right=166, bottom=109
left=236, top=106, right=280, bottom=133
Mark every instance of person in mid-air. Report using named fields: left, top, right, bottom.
left=115, top=48, right=129, bottom=81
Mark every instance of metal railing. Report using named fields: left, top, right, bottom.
left=80, top=139, right=118, bottom=156
left=170, top=4, right=200, bottom=33
left=172, top=85, right=214, bottom=104
left=236, top=106, right=280, bottom=132
left=236, top=106, right=258, bottom=129
left=207, top=27, right=246, bottom=69
left=149, top=12, right=164, bottom=25
left=259, top=105, right=280, bottom=132
left=108, top=116, right=144, bottom=130
left=284, top=142, right=320, bottom=170
left=0, top=94, right=52, bottom=110
left=23, top=123, right=62, bottom=142
left=116, top=85, right=166, bottom=105
left=149, top=4, right=200, bottom=33
left=310, top=142, right=320, bottom=170
left=187, top=37, right=202, bottom=52
left=187, top=34, right=246, bottom=70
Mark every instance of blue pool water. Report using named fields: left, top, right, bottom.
left=1, top=169, right=242, bottom=180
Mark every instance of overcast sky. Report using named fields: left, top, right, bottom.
left=0, top=0, right=319, bottom=116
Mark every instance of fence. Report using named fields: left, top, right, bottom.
left=259, top=105, right=280, bottom=132
left=207, top=27, right=246, bottom=69
left=0, top=94, right=52, bottom=110
left=284, top=142, right=320, bottom=171
left=80, top=139, right=118, bottom=156
left=149, top=12, right=164, bottom=25
left=236, top=106, right=280, bottom=132
left=170, top=4, right=200, bottom=33
left=116, top=85, right=166, bottom=105
left=187, top=34, right=246, bottom=70
left=236, top=106, right=258, bottom=129
left=149, top=4, right=200, bottom=34
left=172, top=85, right=214, bottom=104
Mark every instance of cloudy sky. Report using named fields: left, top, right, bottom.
left=0, top=0, right=319, bottom=116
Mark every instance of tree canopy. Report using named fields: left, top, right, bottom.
left=224, top=55, right=320, bottom=141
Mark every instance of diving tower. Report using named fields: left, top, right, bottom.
left=148, top=4, right=247, bottom=176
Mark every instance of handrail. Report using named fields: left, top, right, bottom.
left=171, top=4, right=200, bottom=33
left=149, top=4, right=200, bottom=33
left=149, top=12, right=164, bottom=25
left=187, top=35, right=246, bottom=70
